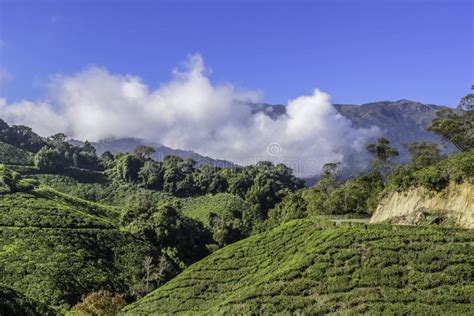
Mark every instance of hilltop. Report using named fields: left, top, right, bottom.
left=123, top=218, right=474, bottom=315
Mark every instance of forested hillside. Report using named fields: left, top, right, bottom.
left=0, top=94, right=472, bottom=315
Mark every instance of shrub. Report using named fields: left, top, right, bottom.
left=72, top=290, right=125, bottom=316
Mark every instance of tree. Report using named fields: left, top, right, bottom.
left=194, top=165, right=228, bottom=194
left=268, top=191, right=308, bottom=224
left=72, top=290, right=125, bottom=316
left=133, top=145, right=155, bottom=160
left=319, top=162, right=340, bottom=193
left=0, top=122, right=46, bottom=152
left=303, top=171, right=383, bottom=216
left=161, top=156, right=198, bottom=196
left=100, top=151, right=115, bottom=169
left=82, top=141, right=97, bottom=155
left=226, top=168, right=254, bottom=198
left=406, top=142, right=441, bottom=169
left=131, top=255, right=175, bottom=298
left=244, top=162, right=304, bottom=219
left=73, top=141, right=100, bottom=170
left=33, top=146, right=66, bottom=172
left=367, top=137, right=399, bottom=178
left=458, top=93, right=474, bottom=111
left=115, top=154, right=144, bottom=183
left=139, top=160, right=164, bottom=190
left=428, top=108, right=474, bottom=152
left=121, top=195, right=211, bottom=266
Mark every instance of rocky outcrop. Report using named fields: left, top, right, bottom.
left=370, top=182, right=474, bottom=229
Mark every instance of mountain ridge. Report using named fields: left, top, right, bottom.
left=76, top=100, right=455, bottom=178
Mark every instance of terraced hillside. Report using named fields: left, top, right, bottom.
left=123, top=219, right=474, bottom=315
left=0, top=187, right=118, bottom=228
left=0, top=171, right=154, bottom=309
left=31, top=173, right=174, bottom=206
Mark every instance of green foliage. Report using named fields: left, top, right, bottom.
left=323, top=173, right=384, bottom=215
left=193, top=165, right=228, bottom=194
left=268, top=191, right=308, bottom=223
left=31, top=173, right=173, bottom=207
left=138, top=160, right=163, bottom=190
left=120, top=193, right=212, bottom=267
left=132, top=145, right=155, bottom=159
left=123, top=219, right=474, bottom=315
left=243, top=162, right=304, bottom=219
left=269, top=169, right=383, bottom=225
left=0, top=185, right=154, bottom=309
left=33, top=136, right=101, bottom=173
left=0, top=227, right=153, bottom=309
left=114, top=154, right=144, bottom=183
left=180, top=193, right=253, bottom=246
left=161, top=156, right=197, bottom=196
left=406, top=141, right=442, bottom=169
left=73, top=140, right=100, bottom=171
left=428, top=107, right=474, bottom=152
left=0, top=120, right=46, bottom=153
left=388, top=149, right=474, bottom=191
left=0, top=142, right=33, bottom=165
left=0, top=284, right=54, bottom=316
left=367, top=137, right=399, bottom=177
left=34, top=146, right=66, bottom=172
left=0, top=164, right=38, bottom=194
left=0, top=188, right=118, bottom=228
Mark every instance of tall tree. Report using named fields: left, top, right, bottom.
left=133, top=145, right=156, bottom=160
left=367, top=137, right=399, bottom=178
left=427, top=93, right=474, bottom=152
left=458, top=93, right=474, bottom=111
left=406, top=142, right=441, bottom=169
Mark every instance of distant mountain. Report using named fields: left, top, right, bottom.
left=334, top=99, right=456, bottom=160
left=249, top=99, right=457, bottom=184
left=70, top=137, right=234, bottom=168
left=253, top=99, right=456, bottom=163
left=73, top=100, right=456, bottom=175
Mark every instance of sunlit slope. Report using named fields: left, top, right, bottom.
left=0, top=187, right=119, bottom=228
left=123, top=219, right=474, bottom=315
left=180, top=193, right=250, bottom=225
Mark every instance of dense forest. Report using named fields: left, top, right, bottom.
left=0, top=94, right=472, bottom=315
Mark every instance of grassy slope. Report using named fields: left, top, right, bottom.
left=180, top=193, right=250, bottom=226
left=123, top=219, right=474, bottom=315
left=0, top=187, right=119, bottom=228
left=32, top=173, right=174, bottom=206
left=0, top=142, right=32, bottom=165
left=0, top=186, right=152, bottom=309
left=34, top=174, right=251, bottom=228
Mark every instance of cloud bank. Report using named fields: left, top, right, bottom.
left=0, top=54, right=379, bottom=176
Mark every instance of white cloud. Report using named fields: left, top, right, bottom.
left=0, top=54, right=380, bottom=176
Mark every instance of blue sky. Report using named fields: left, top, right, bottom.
left=0, top=0, right=472, bottom=106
